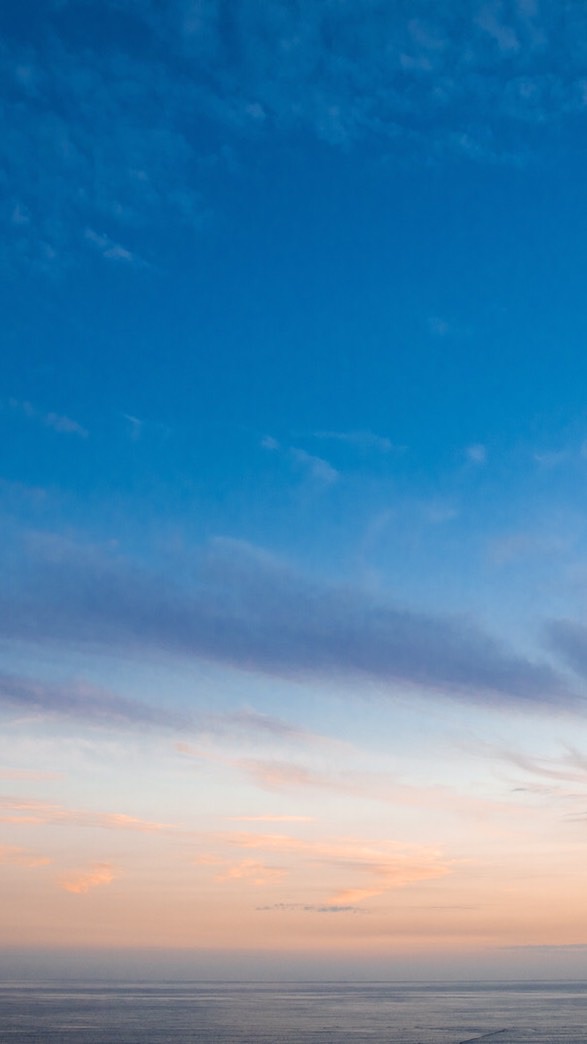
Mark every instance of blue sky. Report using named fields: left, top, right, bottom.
left=3, top=0, right=587, bottom=977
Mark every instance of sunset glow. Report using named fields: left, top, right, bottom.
left=2, top=0, right=587, bottom=984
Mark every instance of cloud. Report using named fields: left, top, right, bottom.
left=84, top=228, right=137, bottom=263
left=215, top=859, right=286, bottom=886
left=122, top=414, right=144, bottom=441
left=499, top=745, right=587, bottom=786
left=289, top=448, right=339, bottom=486
left=260, top=435, right=280, bottom=451
left=218, top=753, right=516, bottom=821
left=428, top=317, right=451, bottom=337
left=2, top=533, right=576, bottom=710
left=5, top=1, right=587, bottom=268
left=262, top=436, right=339, bottom=485
left=0, top=671, right=189, bottom=731
left=0, top=795, right=173, bottom=833
left=533, top=450, right=568, bottom=468
left=311, top=431, right=395, bottom=453
left=256, top=902, right=361, bottom=914
left=490, top=531, right=570, bottom=566
left=202, top=707, right=315, bottom=744
left=8, top=399, right=88, bottom=438
left=0, top=844, right=51, bottom=869
left=236, top=758, right=346, bottom=795
left=466, top=443, right=487, bottom=465
left=547, top=619, right=587, bottom=680
left=60, top=862, right=117, bottom=894
left=220, top=831, right=451, bottom=906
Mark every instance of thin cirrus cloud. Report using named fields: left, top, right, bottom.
left=2, top=533, right=578, bottom=711
left=60, top=862, right=117, bottom=895
left=289, top=448, right=339, bottom=486
left=0, top=795, right=173, bottom=834
left=261, top=437, right=339, bottom=486
left=0, top=671, right=189, bottom=731
left=0, top=844, right=51, bottom=869
left=8, top=399, right=88, bottom=438
left=178, top=744, right=523, bottom=822
left=0, top=668, right=314, bottom=742
left=499, top=745, right=587, bottom=786
left=215, top=859, right=287, bottom=886
left=84, top=228, right=137, bottom=265
left=4, top=1, right=587, bottom=267
left=215, top=832, right=451, bottom=906
left=311, top=430, right=395, bottom=454
left=546, top=619, right=587, bottom=680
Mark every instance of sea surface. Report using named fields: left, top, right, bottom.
left=0, top=980, right=586, bottom=1042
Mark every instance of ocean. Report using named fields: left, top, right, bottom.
left=0, top=980, right=585, bottom=1042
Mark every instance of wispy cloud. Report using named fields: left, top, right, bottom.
left=60, top=862, right=117, bottom=894
left=289, top=448, right=339, bottom=486
left=0, top=844, right=51, bottom=869
left=499, top=745, right=587, bottom=786
left=121, top=413, right=144, bottom=442
left=262, top=437, right=339, bottom=485
left=4, top=1, right=587, bottom=268
left=215, top=859, right=286, bottom=886
left=547, top=619, right=587, bottom=680
left=84, top=228, right=137, bottom=264
left=0, top=795, right=173, bottom=833
left=533, top=450, right=568, bottom=469
left=0, top=671, right=189, bottom=731
left=490, top=531, right=571, bottom=567
left=466, top=443, right=487, bottom=466
left=2, top=533, right=576, bottom=710
left=220, top=831, right=451, bottom=906
left=180, top=747, right=518, bottom=821
left=311, top=430, right=395, bottom=454
left=201, top=708, right=317, bottom=744
left=8, top=399, right=88, bottom=438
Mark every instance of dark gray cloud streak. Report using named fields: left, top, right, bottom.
left=256, top=903, right=361, bottom=914
left=1, top=535, right=577, bottom=710
left=0, top=672, right=188, bottom=729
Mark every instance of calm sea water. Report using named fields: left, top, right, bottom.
left=0, top=981, right=586, bottom=1042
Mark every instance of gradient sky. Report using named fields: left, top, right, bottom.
left=3, top=0, right=587, bottom=981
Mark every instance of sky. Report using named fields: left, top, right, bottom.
left=2, top=0, right=587, bottom=981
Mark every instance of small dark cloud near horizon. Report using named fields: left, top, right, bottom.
left=256, top=903, right=362, bottom=914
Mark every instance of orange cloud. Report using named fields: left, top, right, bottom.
left=0, top=795, right=174, bottom=833
left=60, top=862, right=117, bottom=894
left=215, top=859, right=287, bottom=886
left=0, top=844, right=51, bottom=868
left=207, top=831, right=451, bottom=906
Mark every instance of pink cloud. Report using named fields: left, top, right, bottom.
left=0, top=844, right=51, bottom=868
left=60, top=861, right=117, bottom=894
left=0, top=795, right=174, bottom=833
left=215, top=860, right=287, bottom=887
